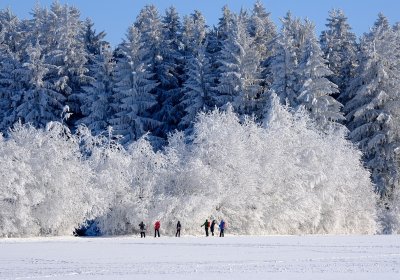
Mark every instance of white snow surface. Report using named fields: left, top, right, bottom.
left=0, top=235, right=399, bottom=279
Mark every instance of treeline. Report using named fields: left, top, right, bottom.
left=1, top=2, right=400, bottom=219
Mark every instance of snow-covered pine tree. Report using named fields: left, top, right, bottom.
left=269, top=15, right=343, bottom=127
left=79, top=20, right=112, bottom=134
left=320, top=9, right=358, bottom=102
left=134, top=4, right=163, bottom=74
left=217, top=5, right=236, bottom=42
left=133, top=5, right=165, bottom=142
left=201, top=29, right=220, bottom=110
left=82, top=18, right=107, bottom=78
left=238, top=8, right=250, bottom=28
left=0, top=50, right=21, bottom=132
left=31, top=4, right=56, bottom=53
left=180, top=46, right=211, bottom=130
left=179, top=11, right=213, bottom=129
left=248, top=0, right=276, bottom=62
left=109, top=26, right=158, bottom=144
left=79, top=43, right=114, bottom=134
left=45, top=2, right=89, bottom=127
left=151, top=6, right=184, bottom=138
left=0, top=8, right=25, bottom=132
left=201, top=5, right=236, bottom=111
left=269, top=12, right=303, bottom=108
left=181, top=11, right=207, bottom=61
left=215, top=14, right=262, bottom=116
left=296, top=20, right=344, bottom=127
left=16, top=42, right=65, bottom=127
left=0, top=8, right=24, bottom=54
left=345, top=14, right=400, bottom=197
left=248, top=0, right=277, bottom=92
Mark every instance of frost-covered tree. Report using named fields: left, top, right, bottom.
left=201, top=5, right=236, bottom=110
left=43, top=2, right=89, bottom=126
left=345, top=14, right=400, bottom=197
left=269, top=12, right=303, bottom=107
left=270, top=15, right=343, bottom=127
left=320, top=9, right=358, bottom=102
left=180, top=45, right=212, bottom=130
left=16, top=42, right=65, bottom=127
left=0, top=122, right=110, bottom=237
left=134, top=5, right=163, bottom=72
left=133, top=5, right=164, bottom=140
left=0, top=8, right=25, bottom=57
left=211, top=5, right=236, bottom=71
left=248, top=0, right=276, bottom=62
left=248, top=0, right=277, bottom=91
left=151, top=6, right=184, bottom=138
left=217, top=5, right=236, bottom=41
left=79, top=20, right=112, bottom=134
left=82, top=18, right=107, bottom=74
left=93, top=136, right=167, bottom=235
left=215, top=14, right=262, bottom=116
left=296, top=20, right=344, bottom=126
left=110, top=26, right=158, bottom=144
left=80, top=43, right=114, bottom=134
left=179, top=11, right=213, bottom=129
left=0, top=8, right=25, bottom=132
left=181, top=11, right=206, bottom=55
left=0, top=51, right=23, bottom=132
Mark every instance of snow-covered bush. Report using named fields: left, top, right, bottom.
left=92, top=136, right=167, bottom=235
left=0, top=102, right=378, bottom=237
left=0, top=123, right=109, bottom=237
left=142, top=101, right=377, bottom=235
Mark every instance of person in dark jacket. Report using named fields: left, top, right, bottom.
left=219, top=219, right=225, bottom=237
left=139, top=221, right=146, bottom=238
left=210, top=220, right=217, bottom=236
left=201, top=219, right=210, bottom=237
left=176, top=221, right=181, bottom=237
left=154, top=220, right=161, bottom=237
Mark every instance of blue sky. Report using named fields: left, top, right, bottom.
left=1, top=0, right=399, bottom=46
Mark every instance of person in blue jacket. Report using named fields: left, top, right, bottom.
left=219, top=219, right=225, bottom=237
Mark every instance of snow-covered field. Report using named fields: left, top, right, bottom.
left=0, top=235, right=399, bottom=280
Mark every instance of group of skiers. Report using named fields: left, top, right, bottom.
left=201, top=219, right=225, bottom=237
left=138, top=219, right=226, bottom=238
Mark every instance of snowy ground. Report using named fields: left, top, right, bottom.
left=0, top=235, right=399, bottom=280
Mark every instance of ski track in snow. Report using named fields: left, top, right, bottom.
left=0, top=235, right=399, bottom=279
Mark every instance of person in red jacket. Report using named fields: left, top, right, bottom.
left=154, top=221, right=161, bottom=237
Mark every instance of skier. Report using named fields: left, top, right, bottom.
left=139, top=221, right=146, bottom=238
left=176, top=221, right=181, bottom=237
left=210, top=219, right=217, bottom=236
left=219, top=219, right=225, bottom=237
left=201, top=219, right=210, bottom=237
left=154, top=220, right=161, bottom=237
